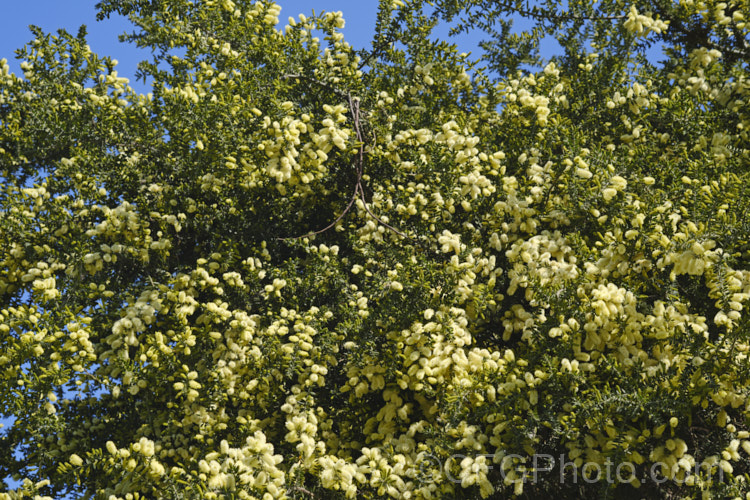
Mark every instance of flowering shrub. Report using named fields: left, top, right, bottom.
left=1, top=0, right=750, bottom=498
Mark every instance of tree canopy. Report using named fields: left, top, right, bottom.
left=1, top=0, right=750, bottom=498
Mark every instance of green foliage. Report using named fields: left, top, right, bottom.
left=1, top=0, right=750, bottom=498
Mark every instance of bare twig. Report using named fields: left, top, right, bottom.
left=357, top=180, right=409, bottom=238
left=291, top=486, right=316, bottom=497
left=280, top=90, right=410, bottom=240
left=281, top=167, right=361, bottom=241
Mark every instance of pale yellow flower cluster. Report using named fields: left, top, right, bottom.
left=624, top=5, right=669, bottom=35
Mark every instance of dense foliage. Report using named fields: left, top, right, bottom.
left=1, top=0, right=749, bottom=498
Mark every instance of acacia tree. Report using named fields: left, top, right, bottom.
left=1, top=0, right=749, bottom=498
